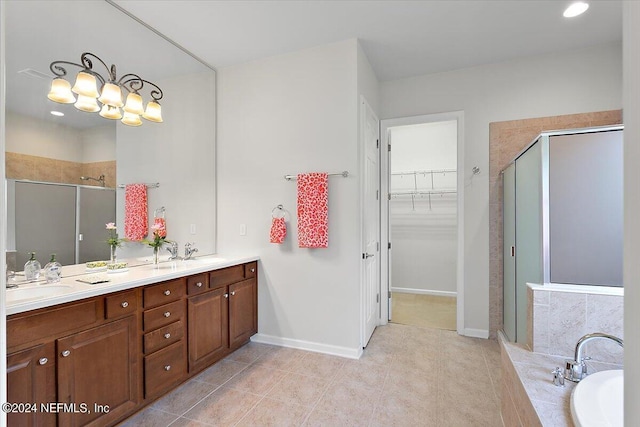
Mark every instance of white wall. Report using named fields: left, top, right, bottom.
left=117, top=71, right=216, bottom=260
left=5, top=111, right=84, bottom=162
left=623, top=2, right=640, bottom=422
left=390, top=121, right=457, bottom=295
left=81, top=124, right=116, bottom=163
left=381, top=43, right=622, bottom=334
left=217, top=39, right=367, bottom=356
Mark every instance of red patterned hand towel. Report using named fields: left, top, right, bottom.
left=297, top=173, right=328, bottom=248
left=124, top=184, right=148, bottom=240
left=270, top=217, right=287, bottom=244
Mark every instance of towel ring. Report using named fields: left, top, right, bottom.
left=272, top=204, right=286, bottom=219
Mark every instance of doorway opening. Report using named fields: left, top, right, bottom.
left=380, top=112, right=463, bottom=333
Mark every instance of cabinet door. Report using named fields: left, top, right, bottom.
left=188, top=287, right=229, bottom=372
left=57, top=316, right=139, bottom=427
left=229, top=278, right=257, bottom=350
left=7, top=342, right=56, bottom=427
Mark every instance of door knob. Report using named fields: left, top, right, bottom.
left=61, top=350, right=71, bottom=357
left=39, top=357, right=48, bottom=365
left=364, top=253, right=374, bottom=259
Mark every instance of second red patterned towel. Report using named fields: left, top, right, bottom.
left=297, top=173, right=328, bottom=248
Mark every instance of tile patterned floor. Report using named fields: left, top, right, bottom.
left=391, top=293, right=457, bottom=331
left=118, top=324, right=502, bottom=427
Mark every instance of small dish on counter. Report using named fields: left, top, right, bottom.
left=107, top=262, right=128, bottom=273
left=86, top=261, right=109, bottom=272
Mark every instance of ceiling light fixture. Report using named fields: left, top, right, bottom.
left=47, top=52, right=164, bottom=126
left=563, top=2, right=589, bottom=18
left=50, top=111, right=64, bottom=117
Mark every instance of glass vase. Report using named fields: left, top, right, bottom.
left=153, top=246, right=159, bottom=265
left=110, top=245, right=117, bottom=264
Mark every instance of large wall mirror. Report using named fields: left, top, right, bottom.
left=5, top=0, right=216, bottom=272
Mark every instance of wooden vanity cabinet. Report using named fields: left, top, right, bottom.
left=6, top=342, right=56, bottom=427
left=187, top=264, right=257, bottom=373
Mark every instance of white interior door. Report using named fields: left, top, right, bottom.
left=362, top=98, right=380, bottom=347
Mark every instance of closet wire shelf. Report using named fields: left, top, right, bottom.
left=389, top=169, right=456, bottom=211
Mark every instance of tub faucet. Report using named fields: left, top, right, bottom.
left=166, top=241, right=179, bottom=260
left=565, top=333, right=624, bottom=382
left=184, top=242, right=198, bottom=260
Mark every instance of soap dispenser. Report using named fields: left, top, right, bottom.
left=24, top=252, right=41, bottom=282
left=44, top=254, right=62, bottom=283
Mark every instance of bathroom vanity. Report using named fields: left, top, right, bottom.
left=5, top=256, right=258, bottom=426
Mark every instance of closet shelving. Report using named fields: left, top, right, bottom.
left=389, top=169, right=456, bottom=211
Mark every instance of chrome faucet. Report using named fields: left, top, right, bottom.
left=6, top=269, right=17, bottom=289
left=564, top=333, right=624, bottom=382
left=184, top=242, right=198, bottom=260
left=166, top=241, right=180, bottom=260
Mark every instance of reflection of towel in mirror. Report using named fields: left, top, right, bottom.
left=297, top=173, right=328, bottom=248
left=124, top=184, right=148, bottom=240
left=270, top=217, right=286, bottom=244
left=153, top=217, right=167, bottom=237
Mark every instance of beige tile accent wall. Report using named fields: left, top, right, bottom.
left=6, top=152, right=116, bottom=188
left=528, top=288, right=624, bottom=365
left=488, top=110, right=622, bottom=338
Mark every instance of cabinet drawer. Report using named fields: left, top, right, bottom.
left=144, top=341, right=186, bottom=398
left=210, top=265, right=244, bottom=289
left=187, top=273, right=209, bottom=295
left=244, top=262, right=257, bottom=278
left=144, top=320, right=184, bottom=354
left=143, top=278, right=186, bottom=308
left=144, top=300, right=185, bottom=332
left=7, top=299, right=102, bottom=351
left=105, top=290, right=138, bottom=319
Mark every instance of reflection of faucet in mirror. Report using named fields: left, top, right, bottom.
left=80, top=175, right=106, bottom=187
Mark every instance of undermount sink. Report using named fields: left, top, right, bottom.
left=7, top=284, right=74, bottom=304
left=571, top=369, right=623, bottom=427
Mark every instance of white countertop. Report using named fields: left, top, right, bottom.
left=6, top=255, right=259, bottom=316
left=526, top=282, right=624, bottom=297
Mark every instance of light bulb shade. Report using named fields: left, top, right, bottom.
left=98, top=82, right=124, bottom=107
left=123, top=92, right=144, bottom=115
left=71, top=72, right=100, bottom=98
left=47, top=78, right=76, bottom=104
left=121, top=112, right=142, bottom=127
left=74, top=94, right=100, bottom=113
left=99, top=104, right=122, bottom=120
left=142, top=101, right=163, bottom=123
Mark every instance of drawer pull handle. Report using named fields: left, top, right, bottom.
left=164, top=333, right=171, bottom=339
left=39, top=357, right=48, bottom=365
left=164, top=365, right=171, bottom=371
left=61, top=350, right=71, bottom=357
left=164, top=290, right=171, bottom=296
left=164, top=311, right=171, bottom=318
left=250, top=268, right=255, bottom=273
left=231, top=291, right=236, bottom=296
left=121, top=301, right=129, bottom=308
left=196, top=282, right=203, bottom=287
left=224, top=293, right=229, bottom=298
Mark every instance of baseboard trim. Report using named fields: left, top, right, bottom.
left=251, top=333, right=362, bottom=359
left=463, top=328, right=490, bottom=339
left=391, top=287, right=457, bottom=297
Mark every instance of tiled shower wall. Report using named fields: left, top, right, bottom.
left=488, top=110, right=622, bottom=338
left=6, top=152, right=116, bottom=188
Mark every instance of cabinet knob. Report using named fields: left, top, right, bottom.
left=224, top=293, right=229, bottom=298
left=231, top=291, right=236, bottom=296
left=196, top=282, right=203, bottom=287
left=164, top=333, right=171, bottom=339
left=164, top=311, right=171, bottom=318
left=121, top=301, right=129, bottom=308
left=61, top=350, right=71, bottom=357
left=38, top=357, right=48, bottom=365
left=164, top=365, right=171, bottom=371
left=164, top=290, right=171, bottom=296
left=250, top=268, right=255, bottom=273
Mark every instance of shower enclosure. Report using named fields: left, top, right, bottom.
left=502, top=126, right=623, bottom=342
left=6, top=180, right=116, bottom=268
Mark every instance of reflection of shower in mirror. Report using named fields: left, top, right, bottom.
left=80, top=174, right=106, bottom=187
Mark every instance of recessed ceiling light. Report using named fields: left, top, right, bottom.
left=50, top=111, right=64, bottom=117
left=564, top=2, right=589, bottom=18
